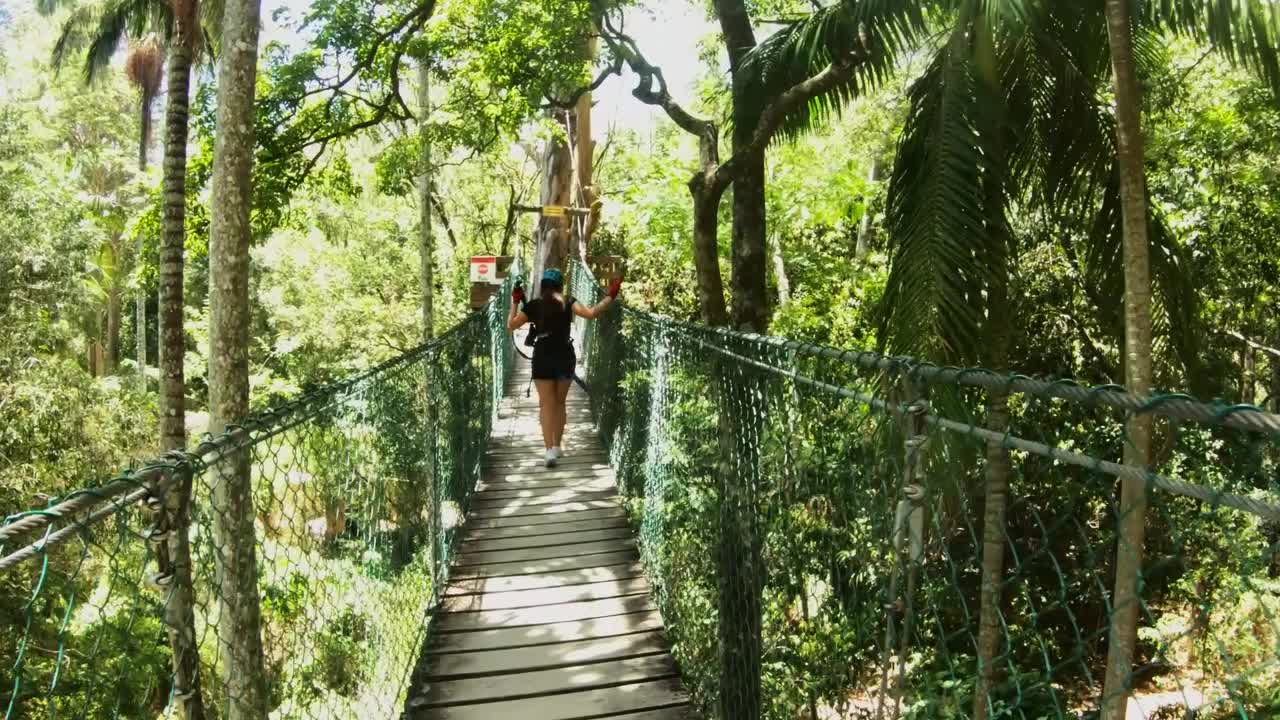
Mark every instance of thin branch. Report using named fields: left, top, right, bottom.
left=542, top=57, right=624, bottom=109
left=711, top=50, right=866, bottom=193
left=282, top=0, right=437, bottom=107
left=429, top=191, right=458, bottom=249
left=597, top=10, right=716, bottom=141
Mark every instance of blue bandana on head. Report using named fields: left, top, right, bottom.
left=541, top=268, right=564, bottom=286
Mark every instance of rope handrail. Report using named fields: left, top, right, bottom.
left=618, top=304, right=1280, bottom=436
left=0, top=288, right=505, bottom=562
left=568, top=259, right=1280, bottom=436
left=626, top=310, right=1280, bottom=522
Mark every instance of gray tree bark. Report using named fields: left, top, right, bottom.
left=1243, top=343, right=1256, bottom=404
left=770, top=233, right=790, bottom=306
left=137, top=91, right=157, bottom=391
left=714, top=3, right=766, bottom=716
left=974, top=43, right=1013, bottom=719
left=855, top=156, right=883, bottom=258
left=106, top=286, right=121, bottom=373
left=208, top=0, right=269, bottom=714
left=419, top=60, right=434, bottom=342
left=1101, top=0, right=1155, bottom=716
left=533, top=123, right=573, bottom=292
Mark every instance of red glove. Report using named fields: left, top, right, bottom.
left=512, top=285, right=525, bottom=306
left=606, top=277, right=622, bottom=299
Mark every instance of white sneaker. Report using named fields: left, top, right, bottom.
left=552, top=447, right=563, bottom=459
left=544, top=449, right=558, bottom=468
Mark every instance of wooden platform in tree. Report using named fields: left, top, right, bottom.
left=405, top=355, right=696, bottom=720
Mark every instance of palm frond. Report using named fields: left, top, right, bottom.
left=51, top=4, right=101, bottom=74
left=36, top=0, right=78, bottom=16
left=51, top=0, right=174, bottom=83
left=879, top=35, right=999, bottom=362
left=1079, top=167, right=1208, bottom=393
left=1141, top=0, right=1280, bottom=101
left=736, top=0, right=933, bottom=144
left=1009, top=2, right=1114, bottom=221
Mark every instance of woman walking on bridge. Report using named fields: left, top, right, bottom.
left=507, top=267, right=621, bottom=467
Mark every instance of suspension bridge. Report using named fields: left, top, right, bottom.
left=404, top=349, right=692, bottom=718
left=1, top=260, right=1278, bottom=720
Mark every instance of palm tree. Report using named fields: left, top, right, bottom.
left=39, top=2, right=213, bottom=714
left=46, top=4, right=166, bottom=388
left=40, top=0, right=216, bottom=447
left=747, top=0, right=1280, bottom=715
left=126, top=34, right=162, bottom=391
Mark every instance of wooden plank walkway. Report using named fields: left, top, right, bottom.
left=405, top=353, right=695, bottom=720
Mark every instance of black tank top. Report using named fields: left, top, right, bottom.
left=525, top=297, right=575, bottom=344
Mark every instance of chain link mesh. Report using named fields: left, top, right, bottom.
left=570, top=259, right=1280, bottom=720
left=1, top=269, right=519, bottom=719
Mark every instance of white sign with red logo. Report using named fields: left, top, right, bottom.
left=469, top=256, right=499, bottom=284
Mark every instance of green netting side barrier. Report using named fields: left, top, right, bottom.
left=0, top=267, right=520, bottom=720
left=570, top=259, right=1280, bottom=720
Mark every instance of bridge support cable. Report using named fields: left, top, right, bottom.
left=568, top=258, right=1280, bottom=720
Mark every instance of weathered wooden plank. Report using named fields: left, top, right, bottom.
left=422, top=630, right=670, bottom=679
left=462, top=516, right=629, bottom=541
left=443, top=562, right=643, bottom=596
left=442, top=576, right=650, bottom=612
left=476, top=479, right=616, bottom=496
left=458, top=527, right=632, bottom=554
left=447, top=550, right=640, bottom=580
left=474, top=479, right=616, bottom=501
left=483, top=454, right=609, bottom=469
left=468, top=491, right=622, bottom=515
left=407, top=679, right=690, bottom=720
left=466, top=506, right=625, bottom=530
left=418, top=654, right=678, bottom=707
left=433, top=594, right=654, bottom=632
left=479, top=468, right=616, bottom=487
left=486, top=434, right=597, bottom=447
left=609, top=707, right=698, bottom=720
left=469, top=490, right=618, bottom=513
left=428, top=610, right=664, bottom=653
left=454, top=538, right=634, bottom=568
left=471, top=490, right=618, bottom=512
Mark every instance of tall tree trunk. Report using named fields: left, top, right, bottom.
left=418, top=60, right=434, bottom=342
left=1101, top=1, right=1155, bottom=717
left=208, top=0, right=269, bottom=714
left=106, top=285, right=122, bottom=373
left=136, top=265, right=147, bottom=387
left=729, top=153, right=769, bottom=332
left=690, top=180, right=730, bottom=326
left=769, top=233, right=790, bottom=306
left=715, top=3, right=765, bottom=716
left=1271, top=338, right=1280, bottom=413
left=139, top=94, right=152, bottom=170
left=974, top=162, right=1012, bottom=720
left=160, top=49, right=191, bottom=453
left=1242, top=343, right=1256, bottom=404
left=158, top=42, right=204, bottom=720
left=137, top=93, right=155, bottom=390
left=533, top=122, right=573, bottom=292
left=973, top=31, right=1014, bottom=718
left=855, top=156, right=883, bottom=258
